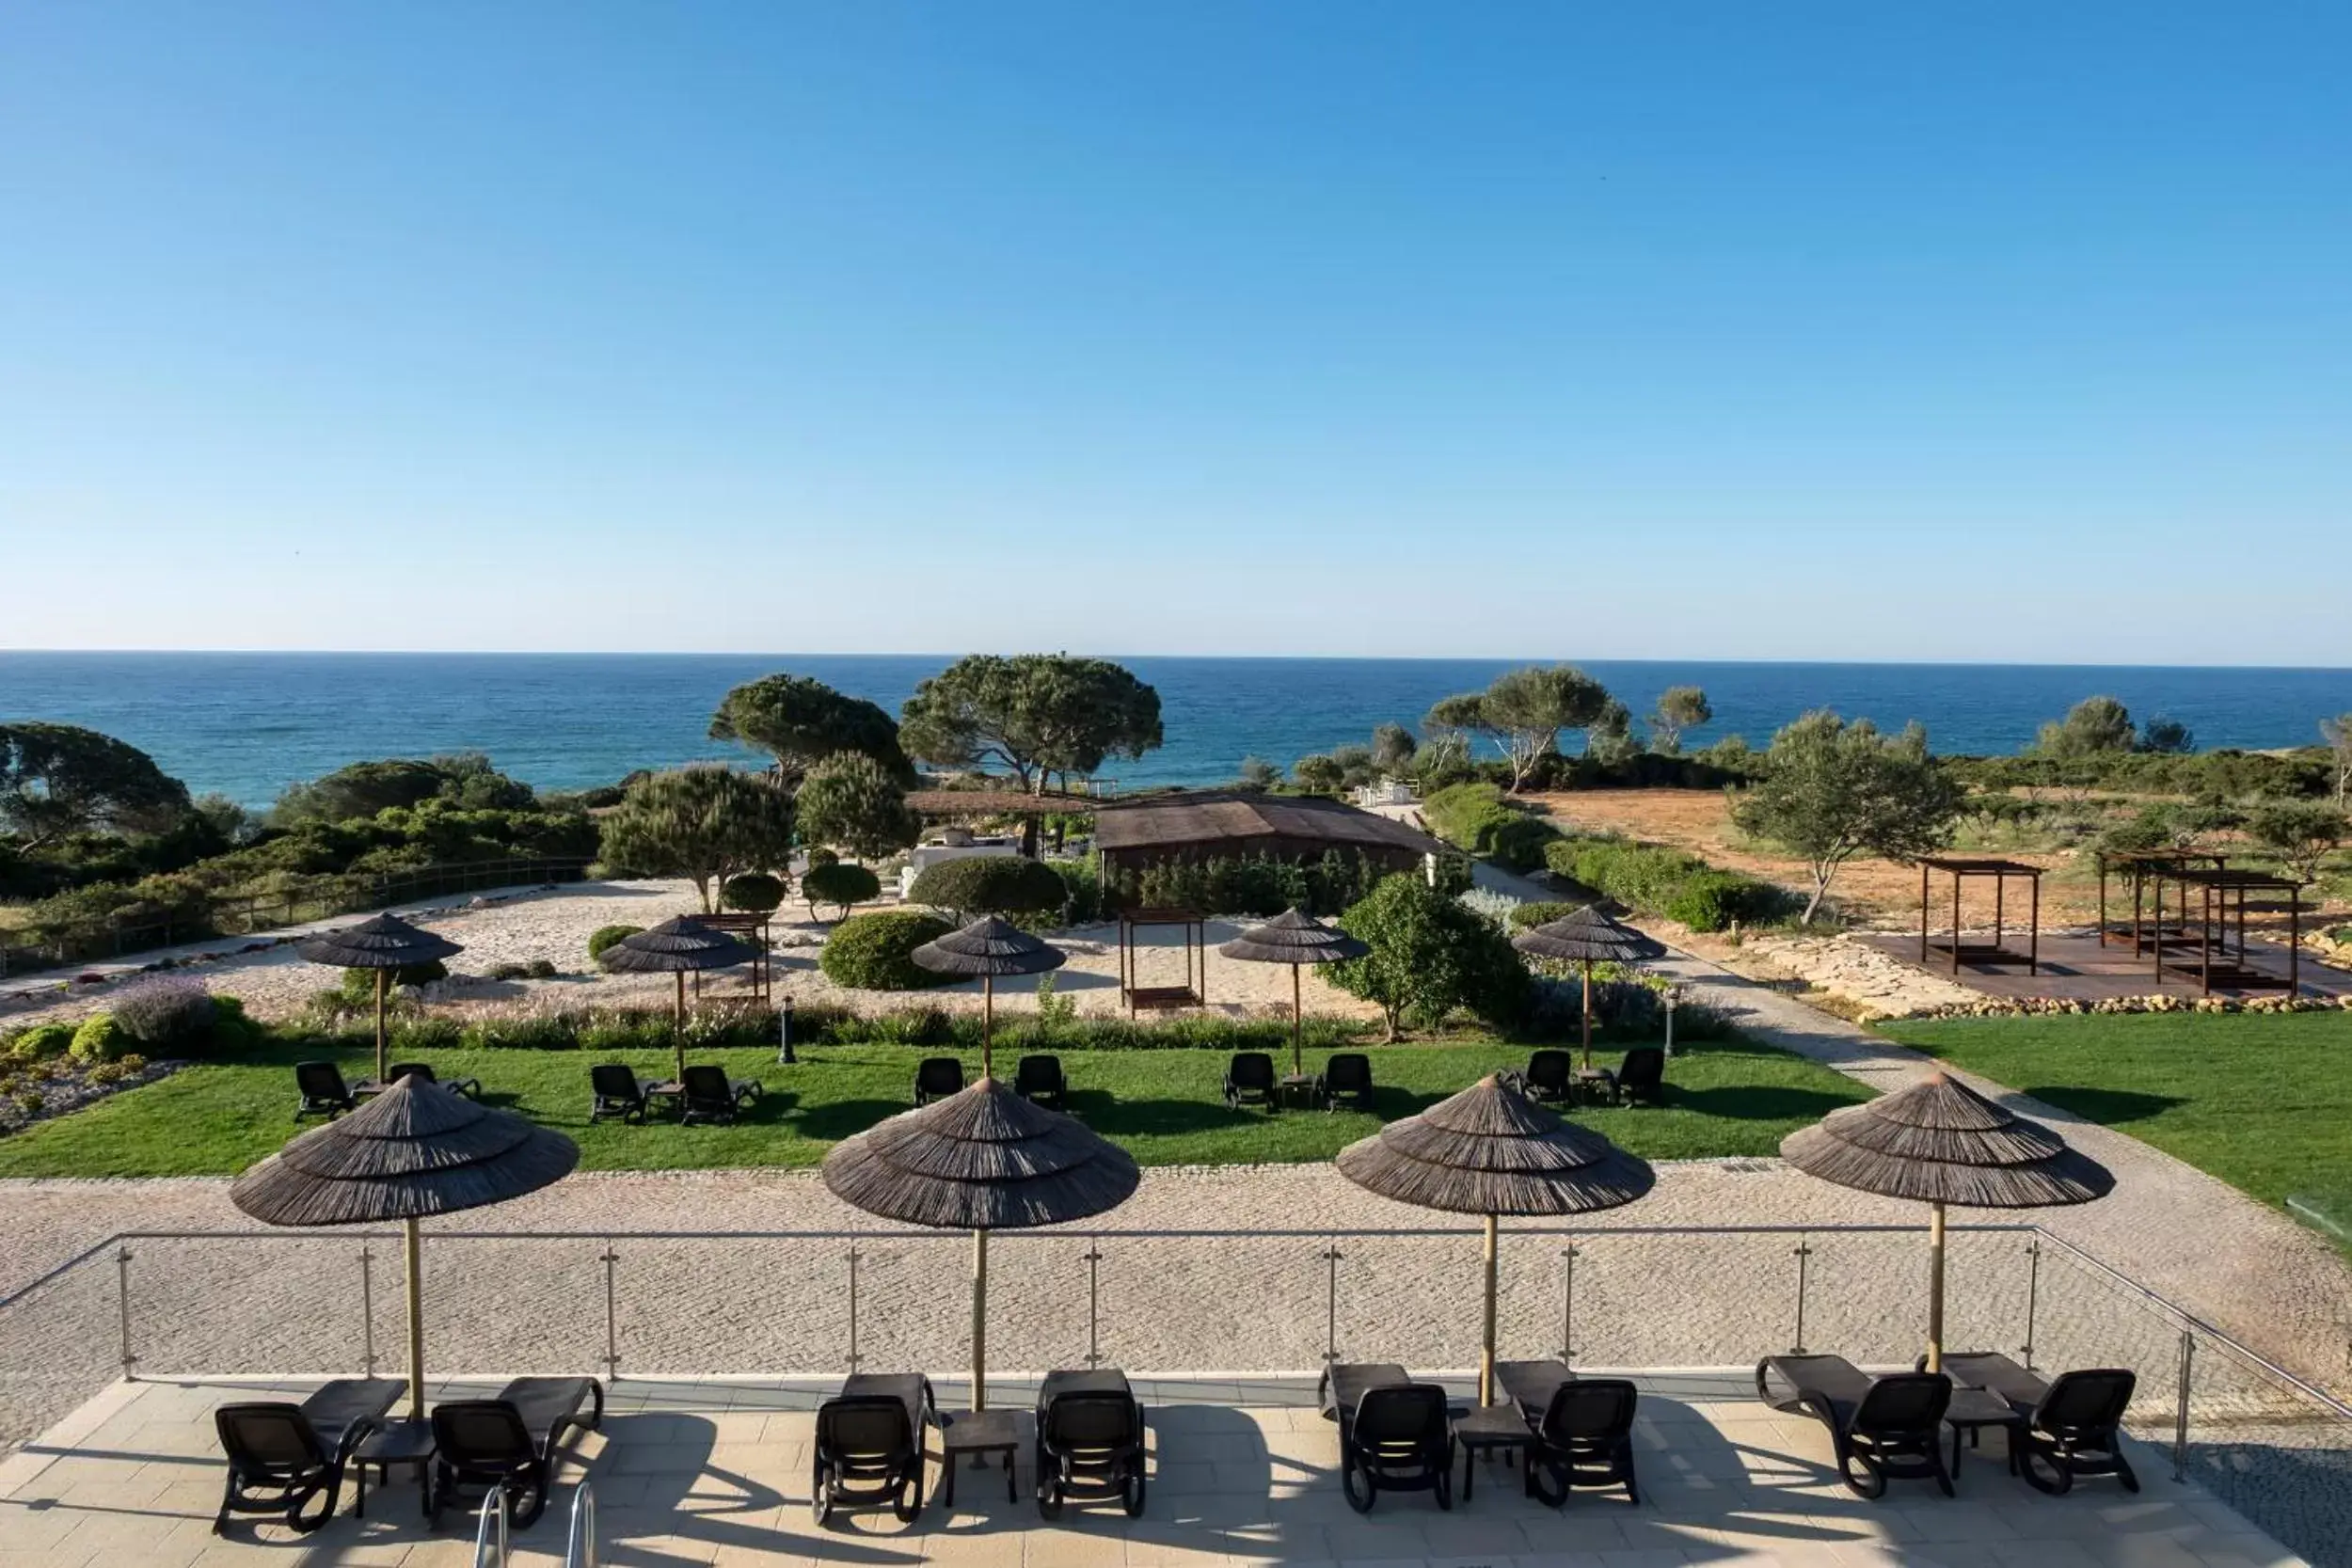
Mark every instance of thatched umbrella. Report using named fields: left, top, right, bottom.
left=911, top=916, right=1066, bottom=1077
left=296, top=913, right=465, bottom=1084
left=231, top=1076, right=577, bottom=1420
left=1512, top=905, right=1664, bottom=1069
left=823, top=1079, right=1137, bottom=1410
left=1781, top=1072, right=2112, bottom=1372
left=598, top=917, right=757, bottom=1080
left=1218, top=907, right=1369, bottom=1076
left=1336, top=1075, right=1653, bottom=1406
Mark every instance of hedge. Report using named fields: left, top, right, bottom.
left=819, top=911, right=957, bottom=990
left=1422, top=783, right=1560, bottom=871
left=1542, top=836, right=1787, bottom=932
left=1105, top=849, right=1387, bottom=918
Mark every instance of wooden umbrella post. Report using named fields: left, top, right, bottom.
left=1292, top=965, right=1304, bottom=1078
left=982, top=976, right=994, bottom=1079
left=374, top=969, right=389, bottom=1085
left=404, top=1214, right=426, bottom=1421
left=673, top=973, right=688, bottom=1083
left=1580, top=959, right=1594, bottom=1070
left=972, top=1228, right=989, bottom=1412
left=1480, top=1212, right=1500, bottom=1408
left=1926, top=1200, right=1947, bottom=1375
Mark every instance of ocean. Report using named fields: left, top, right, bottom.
left=2, top=653, right=2346, bottom=810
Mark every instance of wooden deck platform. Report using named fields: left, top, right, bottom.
left=1856, top=927, right=2352, bottom=1004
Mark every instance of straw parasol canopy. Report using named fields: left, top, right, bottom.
left=1219, top=908, right=1369, bottom=1074
left=1512, top=905, right=1665, bottom=1069
left=911, top=915, right=1066, bottom=1076
left=231, top=1076, right=579, bottom=1419
left=296, top=913, right=465, bottom=1083
left=823, top=1079, right=1137, bottom=1410
left=599, top=917, right=758, bottom=1077
left=1781, top=1072, right=2113, bottom=1371
left=1336, top=1075, right=1653, bottom=1404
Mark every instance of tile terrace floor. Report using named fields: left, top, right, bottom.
left=0, top=1372, right=2308, bottom=1568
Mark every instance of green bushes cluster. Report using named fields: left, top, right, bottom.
left=720, top=873, right=787, bottom=911
left=800, top=861, right=881, bottom=916
left=587, top=925, right=644, bottom=961
left=907, top=856, right=1068, bottom=918
left=819, top=911, right=956, bottom=990
left=1106, top=850, right=1387, bottom=918
left=336, top=960, right=449, bottom=1003
left=5, top=1023, right=74, bottom=1062
left=1420, top=784, right=1560, bottom=871
left=1542, top=837, right=1788, bottom=932
left=1505, top=900, right=1580, bottom=930
left=70, top=1014, right=127, bottom=1062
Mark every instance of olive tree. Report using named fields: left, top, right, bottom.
left=2322, top=714, right=2352, bottom=805
left=709, top=673, right=912, bottom=786
left=1648, top=686, right=1711, bottom=754
left=596, top=766, right=795, bottom=911
left=1732, top=711, right=1963, bottom=925
left=2247, top=799, right=2347, bottom=882
left=1425, top=667, right=1613, bottom=794
left=898, top=654, right=1163, bottom=795
left=1370, top=722, right=1418, bottom=773
left=1328, top=873, right=1530, bottom=1041
left=1292, top=753, right=1345, bottom=795
left=0, top=722, right=191, bottom=847
left=2034, top=696, right=2137, bottom=758
left=794, top=751, right=923, bottom=861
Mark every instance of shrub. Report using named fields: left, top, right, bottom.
left=389, top=1017, right=465, bottom=1053
left=1663, top=871, right=1786, bottom=932
left=485, top=962, right=532, bottom=981
left=820, top=911, right=956, bottom=990
left=336, top=959, right=448, bottom=1003
left=908, top=856, right=1069, bottom=919
left=721, top=872, right=787, bottom=912
left=111, top=976, right=217, bottom=1051
left=802, top=860, right=882, bottom=918
left=1330, top=873, right=1530, bottom=1040
left=804, top=847, right=840, bottom=868
left=70, top=1013, right=128, bottom=1062
left=1107, top=849, right=1387, bottom=918
left=1420, top=782, right=1560, bottom=871
left=1506, top=900, right=1581, bottom=931
left=527, top=958, right=559, bottom=979
left=587, top=925, right=644, bottom=962
left=1542, top=837, right=1784, bottom=932
left=8, top=1022, right=75, bottom=1062
left=460, top=1011, right=580, bottom=1052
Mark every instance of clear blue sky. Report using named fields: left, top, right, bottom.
left=4, top=3, right=2346, bottom=663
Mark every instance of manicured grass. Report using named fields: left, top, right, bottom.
left=1878, top=1009, right=2352, bottom=1213
left=0, top=1035, right=1867, bottom=1178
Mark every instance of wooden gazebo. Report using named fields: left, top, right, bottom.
left=693, top=910, right=774, bottom=1006
left=2147, top=865, right=2307, bottom=995
left=1118, top=907, right=1207, bottom=1016
left=1916, top=857, right=2042, bottom=975
left=2094, top=847, right=2226, bottom=953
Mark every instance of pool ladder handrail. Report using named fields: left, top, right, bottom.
left=472, top=1485, right=509, bottom=1567
left=565, top=1482, right=599, bottom=1568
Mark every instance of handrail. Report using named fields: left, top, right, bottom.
left=472, top=1485, right=509, bottom=1568
left=565, top=1482, right=597, bottom=1568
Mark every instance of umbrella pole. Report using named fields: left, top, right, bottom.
left=404, top=1215, right=425, bottom=1422
left=983, top=976, right=994, bottom=1079
left=1480, top=1212, right=1500, bottom=1408
left=1292, top=965, right=1304, bottom=1077
left=1927, top=1201, right=1947, bottom=1374
left=675, top=973, right=687, bottom=1082
left=972, top=1227, right=989, bottom=1412
left=375, top=969, right=389, bottom=1084
left=1580, top=960, right=1594, bottom=1071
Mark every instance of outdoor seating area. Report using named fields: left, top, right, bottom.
left=0, top=1369, right=2305, bottom=1566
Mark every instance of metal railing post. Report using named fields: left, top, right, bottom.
left=1321, top=1237, right=1343, bottom=1364
left=115, top=1245, right=137, bottom=1379
left=2020, top=1239, right=2042, bottom=1370
left=599, top=1239, right=620, bottom=1378
left=1790, top=1232, right=1812, bottom=1354
left=845, top=1240, right=862, bottom=1370
left=1558, top=1243, right=1579, bottom=1365
left=1084, top=1235, right=1104, bottom=1368
left=2172, top=1330, right=2194, bottom=1482
left=359, top=1244, right=377, bottom=1375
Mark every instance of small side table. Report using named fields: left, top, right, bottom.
left=1574, top=1068, right=1617, bottom=1105
left=353, top=1418, right=437, bottom=1519
left=1451, top=1404, right=1536, bottom=1502
left=938, top=1408, right=1021, bottom=1506
left=1279, top=1073, right=1324, bottom=1110
left=1943, top=1387, right=2026, bottom=1481
left=642, top=1080, right=684, bottom=1119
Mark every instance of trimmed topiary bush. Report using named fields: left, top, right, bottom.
left=802, top=861, right=882, bottom=918
left=587, top=925, right=644, bottom=962
left=722, top=872, right=787, bottom=912
left=907, top=855, right=1069, bottom=919
left=820, top=911, right=956, bottom=990
left=8, top=1022, right=75, bottom=1062
left=111, top=976, right=217, bottom=1051
left=336, top=959, right=448, bottom=1004
left=70, top=1014, right=128, bottom=1062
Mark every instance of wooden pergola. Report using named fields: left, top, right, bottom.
left=1118, top=907, right=1207, bottom=1017
left=1916, top=857, right=2042, bottom=975
left=2147, top=865, right=2306, bottom=995
left=692, top=911, right=773, bottom=1007
left=2094, top=847, right=2226, bottom=953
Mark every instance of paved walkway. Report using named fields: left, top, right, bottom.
left=1467, top=857, right=2352, bottom=1401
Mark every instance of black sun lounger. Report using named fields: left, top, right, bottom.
left=429, top=1375, right=603, bottom=1528
left=1319, top=1053, right=1375, bottom=1112
left=1036, top=1369, right=1147, bottom=1518
left=294, top=1061, right=366, bottom=1121
left=1321, top=1363, right=1452, bottom=1513
left=1758, top=1354, right=1953, bottom=1498
left=213, top=1377, right=403, bottom=1535
left=813, top=1373, right=936, bottom=1525
left=589, top=1063, right=650, bottom=1124
left=386, top=1062, right=484, bottom=1100
left=1526, top=1378, right=1640, bottom=1506
left=1225, top=1051, right=1278, bottom=1110
left=1940, top=1352, right=2139, bottom=1495
left=1015, top=1053, right=1068, bottom=1110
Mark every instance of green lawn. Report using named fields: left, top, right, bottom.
left=0, top=1035, right=1867, bottom=1178
left=1878, top=1010, right=2352, bottom=1214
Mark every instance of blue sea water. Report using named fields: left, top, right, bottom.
left=2, top=653, right=2346, bottom=810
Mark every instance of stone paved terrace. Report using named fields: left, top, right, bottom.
left=0, top=1372, right=2310, bottom=1568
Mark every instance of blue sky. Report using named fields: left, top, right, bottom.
left=3, top=3, right=2346, bottom=663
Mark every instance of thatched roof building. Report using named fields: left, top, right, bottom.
left=1093, top=790, right=1440, bottom=874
